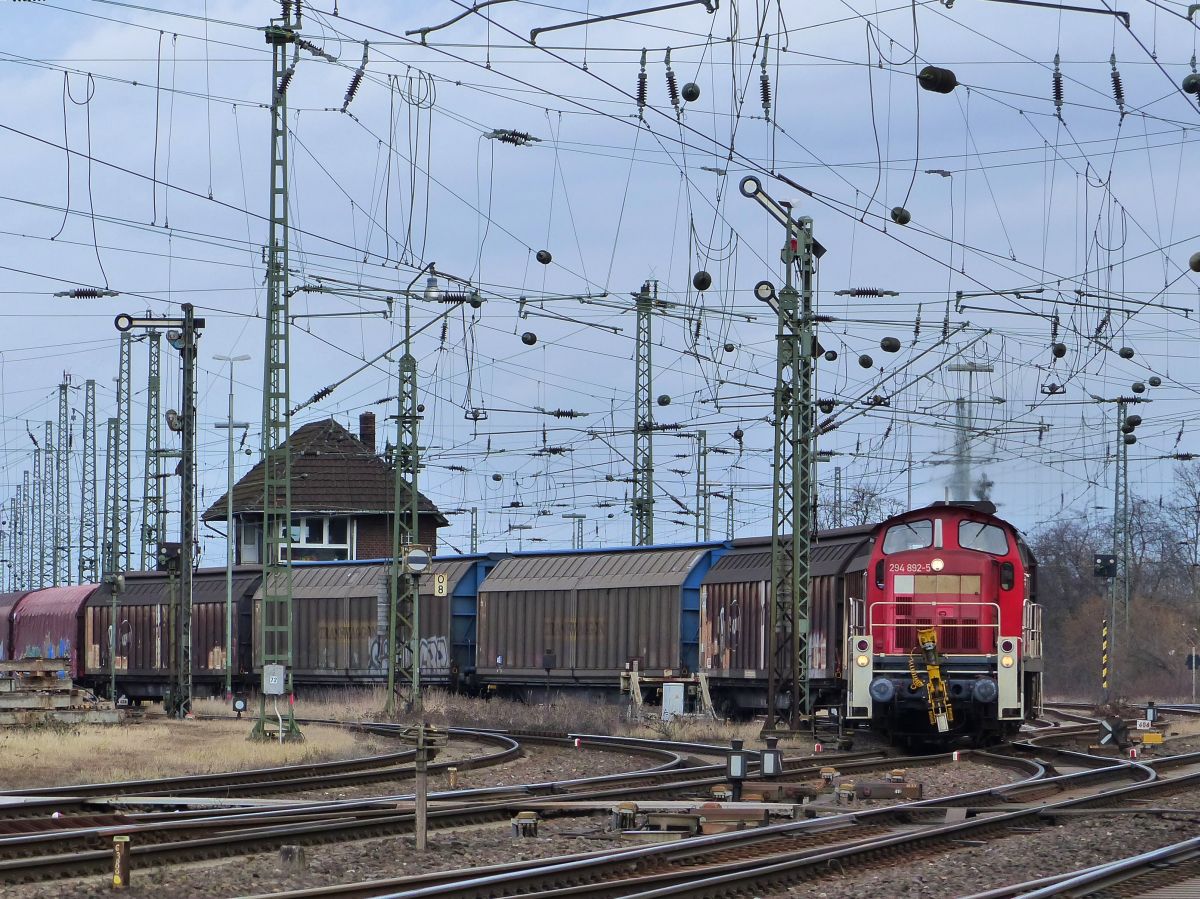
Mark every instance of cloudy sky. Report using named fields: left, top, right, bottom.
left=1, top=0, right=1198, bottom=573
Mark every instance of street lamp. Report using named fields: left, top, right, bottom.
left=214, top=353, right=251, bottom=700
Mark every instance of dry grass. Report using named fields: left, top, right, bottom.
left=0, top=718, right=390, bottom=790
left=199, top=687, right=807, bottom=752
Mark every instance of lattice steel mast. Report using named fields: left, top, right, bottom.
left=631, top=280, right=655, bottom=546
left=386, top=315, right=422, bottom=716
left=176, top=306, right=200, bottom=717
left=694, top=430, right=709, bottom=541
left=30, top=441, right=42, bottom=588
left=254, top=4, right=302, bottom=740
left=140, top=332, right=164, bottom=570
left=102, top=417, right=117, bottom=581
left=41, top=422, right=54, bottom=589
left=739, top=176, right=821, bottom=733
left=115, top=332, right=133, bottom=572
left=79, top=380, right=98, bottom=584
left=21, top=471, right=32, bottom=589
left=55, top=381, right=71, bottom=585
left=11, top=484, right=23, bottom=590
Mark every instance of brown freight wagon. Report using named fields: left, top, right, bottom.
left=251, top=557, right=497, bottom=690
left=698, top=526, right=872, bottom=715
left=84, top=568, right=262, bottom=700
left=475, top=544, right=725, bottom=693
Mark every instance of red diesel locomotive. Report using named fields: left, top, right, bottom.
left=845, top=500, right=1042, bottom=744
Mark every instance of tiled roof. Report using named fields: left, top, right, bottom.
left=201, top=418, right=444, bottom=522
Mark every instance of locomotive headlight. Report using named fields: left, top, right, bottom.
left=1000, top=655, right=1015, bottom=669
left=856, top=654, right=870, bottom=668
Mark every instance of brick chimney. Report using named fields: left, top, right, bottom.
left=358, top=411, right=376, bottom=454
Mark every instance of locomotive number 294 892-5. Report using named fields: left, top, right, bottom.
left=887, top=561, right=930, bottom=573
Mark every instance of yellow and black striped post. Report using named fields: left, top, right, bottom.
left=1101, top=619, right=1109, bottom=695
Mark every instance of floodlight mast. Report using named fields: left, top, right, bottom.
left=740, top=176, right=819, bottom=735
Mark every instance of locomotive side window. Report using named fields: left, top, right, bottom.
left=958, top=521, right=1009, bottom=555
left=882, top=520, right=933, bottom=553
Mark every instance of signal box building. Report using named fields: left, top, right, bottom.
left=202, top=413, right=446, bottom=563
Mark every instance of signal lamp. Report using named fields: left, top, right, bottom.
left=753, top=280, right=776, bottom=302
left=761, top=737, right=783, bottom=778
left=726, top=739, right=748, bottom=800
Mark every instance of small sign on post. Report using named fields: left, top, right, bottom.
left=111, top=834, right=131, bottom=888
left=433, top=573, right=449, bottom=596
left=262, top=664, right=286, bottom=696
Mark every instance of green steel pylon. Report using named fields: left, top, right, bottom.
left=253, top=5, right=303, bottom=741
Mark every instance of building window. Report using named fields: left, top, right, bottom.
left=239, top=523, right=261, bottom=564
left=281, top=516, right=352, bottom=561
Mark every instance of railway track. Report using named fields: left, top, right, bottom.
left=0, top=725, right=885, bottom=885
left=242, top=741, right=1176, bottom=899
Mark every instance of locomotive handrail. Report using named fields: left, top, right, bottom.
left=866, top=599, right=1003, bottom=653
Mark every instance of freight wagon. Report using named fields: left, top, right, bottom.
left=11, top=585, right=99, bottom=681
left=699, top=526, right=873, bottom=715
left=475, top=543, right=725, bottom=696
left=84, top=568, right=262, bottom=700
left=253, top=555, right=497, bottom=688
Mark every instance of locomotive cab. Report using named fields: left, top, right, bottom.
left=846, top=501, right=1040, bottom=744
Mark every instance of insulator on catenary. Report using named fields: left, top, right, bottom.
left=834, top=287, right=899, bottom=297
left=914, top=304, right=922, bottom=340
left=1110, top=54, right=1125, bottom=115
left=276, top=64, right=295, bottom=100
left=664, top=48, right=681, bottom=115
left=1052, top=53, right=1064, bottom=118
left=760, top=35, right=772, bottom=121
left=1051, top=314, right=1059, bottom=342
left=636, top=49, right=648, bottom=118
left=341, top=42, right=369, bottom=112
